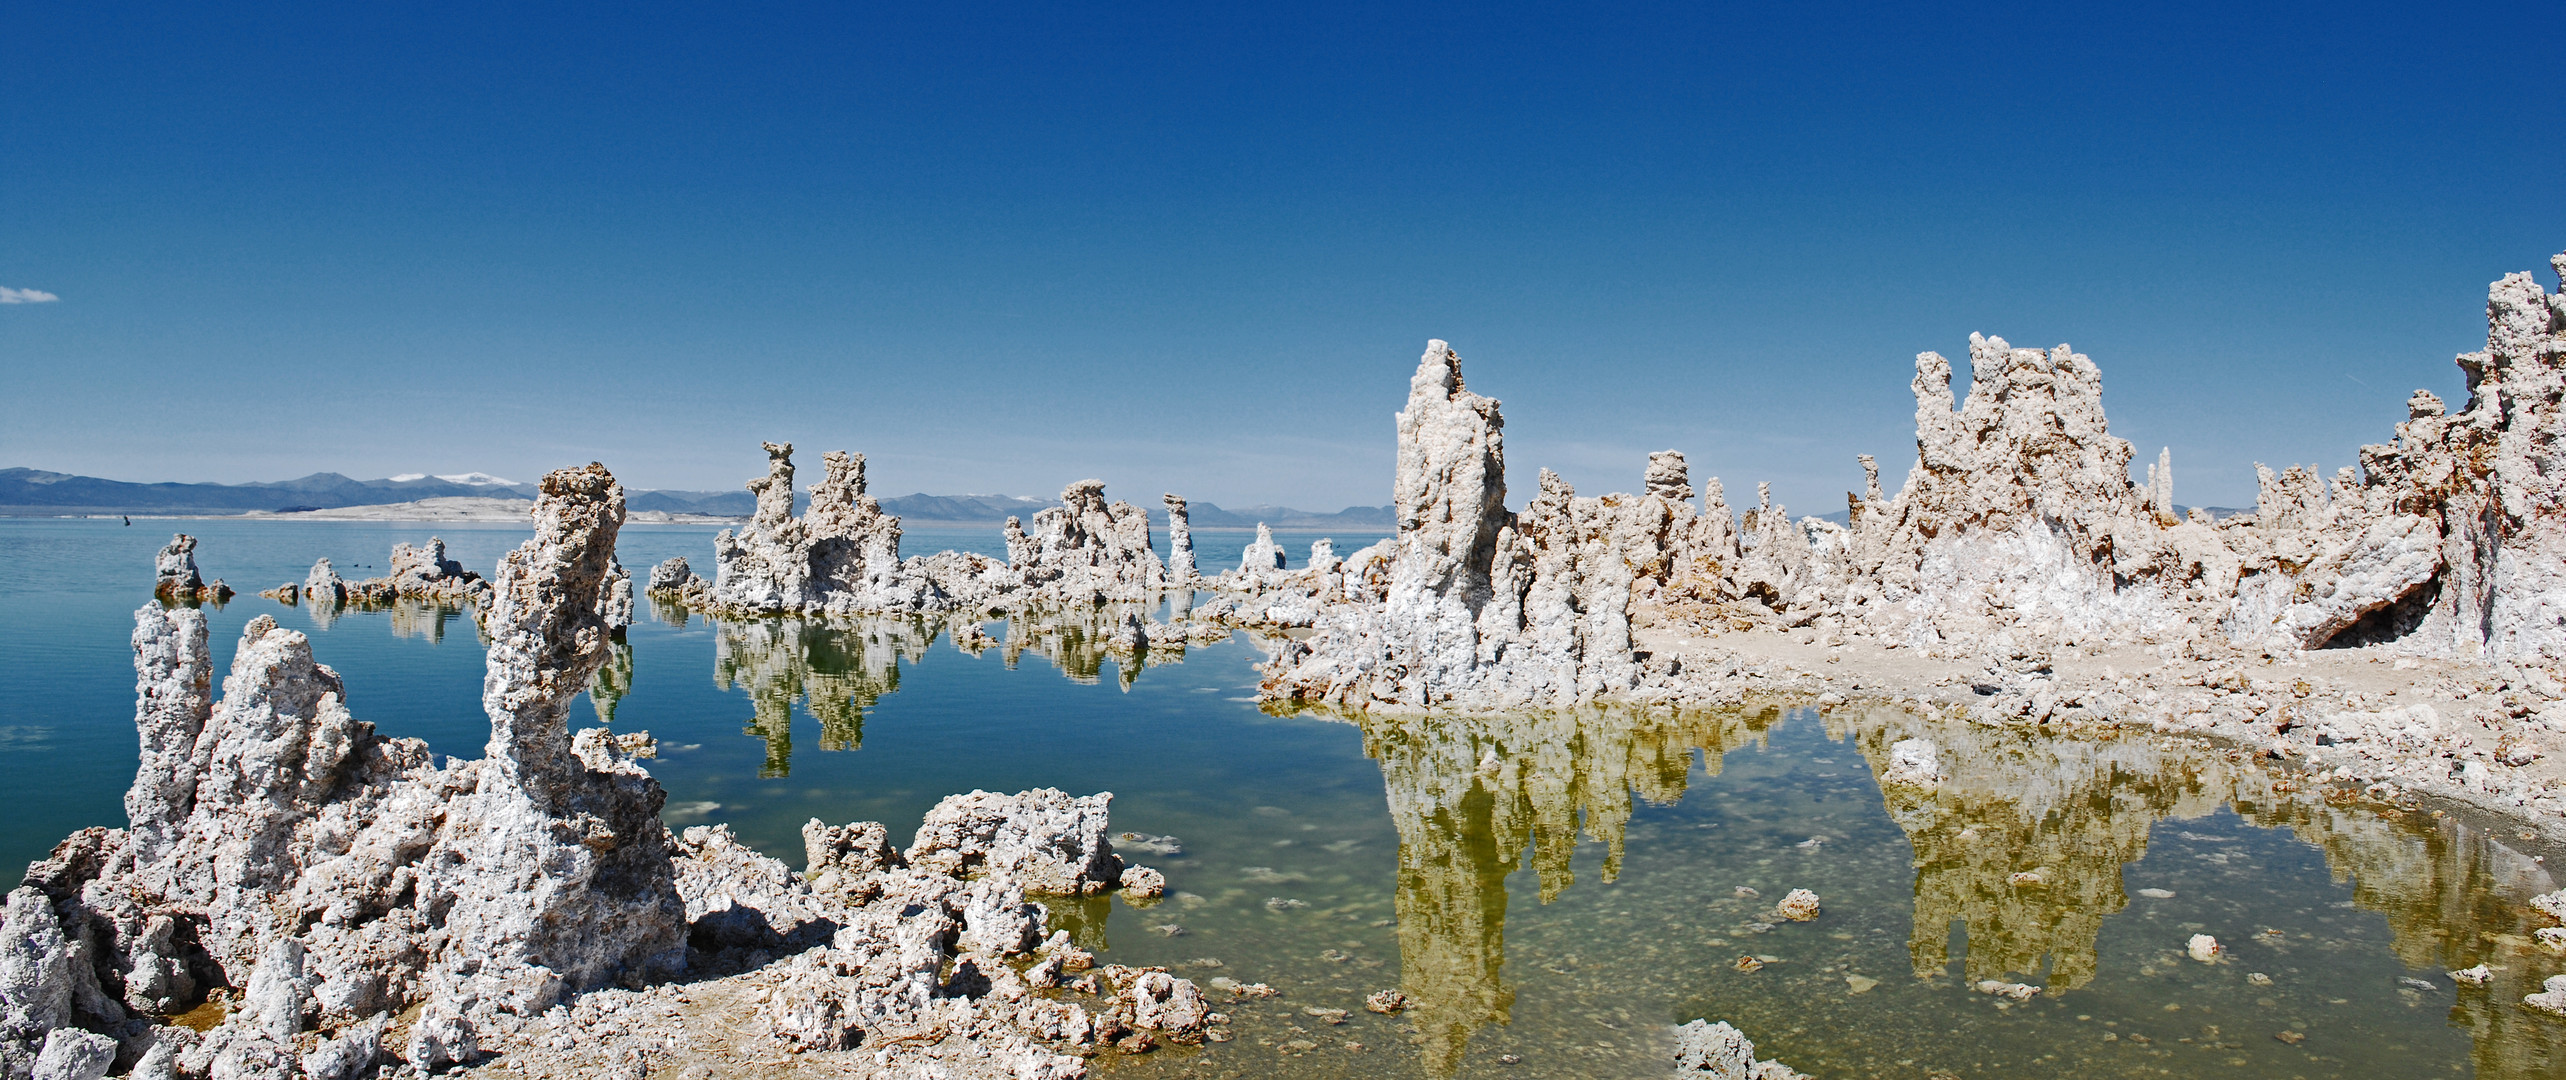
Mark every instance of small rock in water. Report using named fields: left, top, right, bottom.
left=1673, top=1018, right=1808, bottom=1079
left=2008, top=870, right=2045, bottom=888
left=1266, top=897, right=1308, bottom=911
left=1319, top=948, right=1353, bottom=963
left=1975, top=980, right=2041, bottom=1001
left=1150, top=923, right=1186, bottom=937
left=2451, top=965, right=2493, bottom=986
left=1733, top=956, right=1766, bottom=973
left=2246, top=972, right=2274, bottom=987
left=2538, top=927, right=2566, bottom=952
left=1775, top=889, right=1821, bottom=922
left=1120, top=864, right=1167, bottom=899
left=2398, top=976, right=2439, bottom=991
left=1795, top=836, right=1826, bottom=851
left=1497, top=1054, right=1523, bottom=1065
left=2274, top=1030, right=2305, bottom=1045
left=2528, top=975, right=2566, bottom=1016
left=2187, top=934, right=2223, bottom=963
left=2531, top=888, right=2566, bottom=922
left=1364, top=990, right=1409, bottom=1014
left=1734, top=886, right=1761, bottom=899
left=1844, top=974, right=1879, bottom=995
left=2136, top=887, right=2176, bottom=899
left=1115, top=831, right=1184, bottom=856
left=1304, top=1006, right=1351, bottom=1025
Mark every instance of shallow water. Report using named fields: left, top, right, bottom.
left=7, top=518, right=2566, bottom=1078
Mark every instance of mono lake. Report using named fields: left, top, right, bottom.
left=6, top=518, right=2563, bottom=1078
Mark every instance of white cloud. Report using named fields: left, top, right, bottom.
left=0, top=287, right=59, bottom=304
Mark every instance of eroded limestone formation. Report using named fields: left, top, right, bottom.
left=325, top=538, right=489, bottom=607
left=705, top=444, right=956, bottom=616
left=1004, top=481, right=1167, bottom=606
left=1253, top=251, right=2566, bottom=710
left=1260, top=341, right=1684, bottom=707
left=698, top=444, right=1181, bottom=618
left=2, top=463, right=1191, bottom=1079
left=1163, top=495, right=1196, bottom=583
left=152, top=534, right=232, bottom=603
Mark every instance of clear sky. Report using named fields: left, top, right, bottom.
left=4, top=3, right=2562, bottom=512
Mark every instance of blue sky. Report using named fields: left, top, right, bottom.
left=4, top=2, right=2561, bottom=511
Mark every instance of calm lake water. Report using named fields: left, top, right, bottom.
left=7, top=517, right=2566, bottom=1078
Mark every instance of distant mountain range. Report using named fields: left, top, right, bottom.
left=0, top=467, right=1394, bottom=530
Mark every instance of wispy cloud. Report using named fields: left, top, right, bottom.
left=0, top=287, right=60, bottom=304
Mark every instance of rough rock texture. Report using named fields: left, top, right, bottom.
left=644, top=556, right=697, bottom=596
left=1163, top=495, right=1196, bottom=583
left=1237, top=524, right=1286, bottom=574
left=4, top=462, right=1194, bottom=1079
left=1673, top=1019, right=1806, bottom=1080
left=707, top=444, right=949, bottom=616
left=1247, top=251, right=2566, bottom=710
left=151, top=535, right=232, bottom=603
left=908, top=790, right=1126, bottom=896
left=1259, top=341, right=1653, bottom=707
left=597, top=558, right=633, bottom=633
left=695, top=443, right=1185, bottom=618
left=0, top=468, right=671, bottom=1074
left=1004, top=481, right=1168, bottom=605
left=301, top=558, right=346, bottom=605
left=334, top=538, right=490, bottom=606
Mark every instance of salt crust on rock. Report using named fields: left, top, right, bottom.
left=0, top=464, right=1187, bottom=1080
left=1257, top=251, right=2566, bottom=711
left=319, top=539, right=489, bottom=608
left=151, top=535, right=232, bottom=604
left=692, top=443, right=1177, bottom=618
left=1673, top=1019, right=1807, bottom=1080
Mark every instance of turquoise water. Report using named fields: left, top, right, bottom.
left=6, top=518, right=2566, bottom=1078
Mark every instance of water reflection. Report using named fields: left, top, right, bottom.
left=702, top=600, right=1202, bottom=776
left=1353, top=705, right=1790, bottom=1074
left=712, top=616, right=931, bottom=777
left=590, top=638, right=634, bottom=726
left=1841, top=715, right=2224, bottom=991
left=1342, top=699, right=2566, bottom=1077
left=298, top=595, right=477, bottom=643
left=991, top=603, right=1193, bottom=689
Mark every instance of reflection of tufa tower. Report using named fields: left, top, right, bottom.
left=712, top=616, right=931, bottom=776
left=1841, top=704, right=2566, bottom=1077
left=588, top=638, right=633, bottom=726
left=1356, top=704, right=1784, bottom=1074
left=1846, top=710, right=2225, bottom=990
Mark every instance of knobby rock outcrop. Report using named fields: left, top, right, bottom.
left=1255, top=250, right=2566, bottom=709
left=1, top=464, right=1191, bottom=1078
left=694, top=444, right=1182, bottom=618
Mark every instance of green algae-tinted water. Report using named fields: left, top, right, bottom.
left=7, top=518, right=2566, bottom=1079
